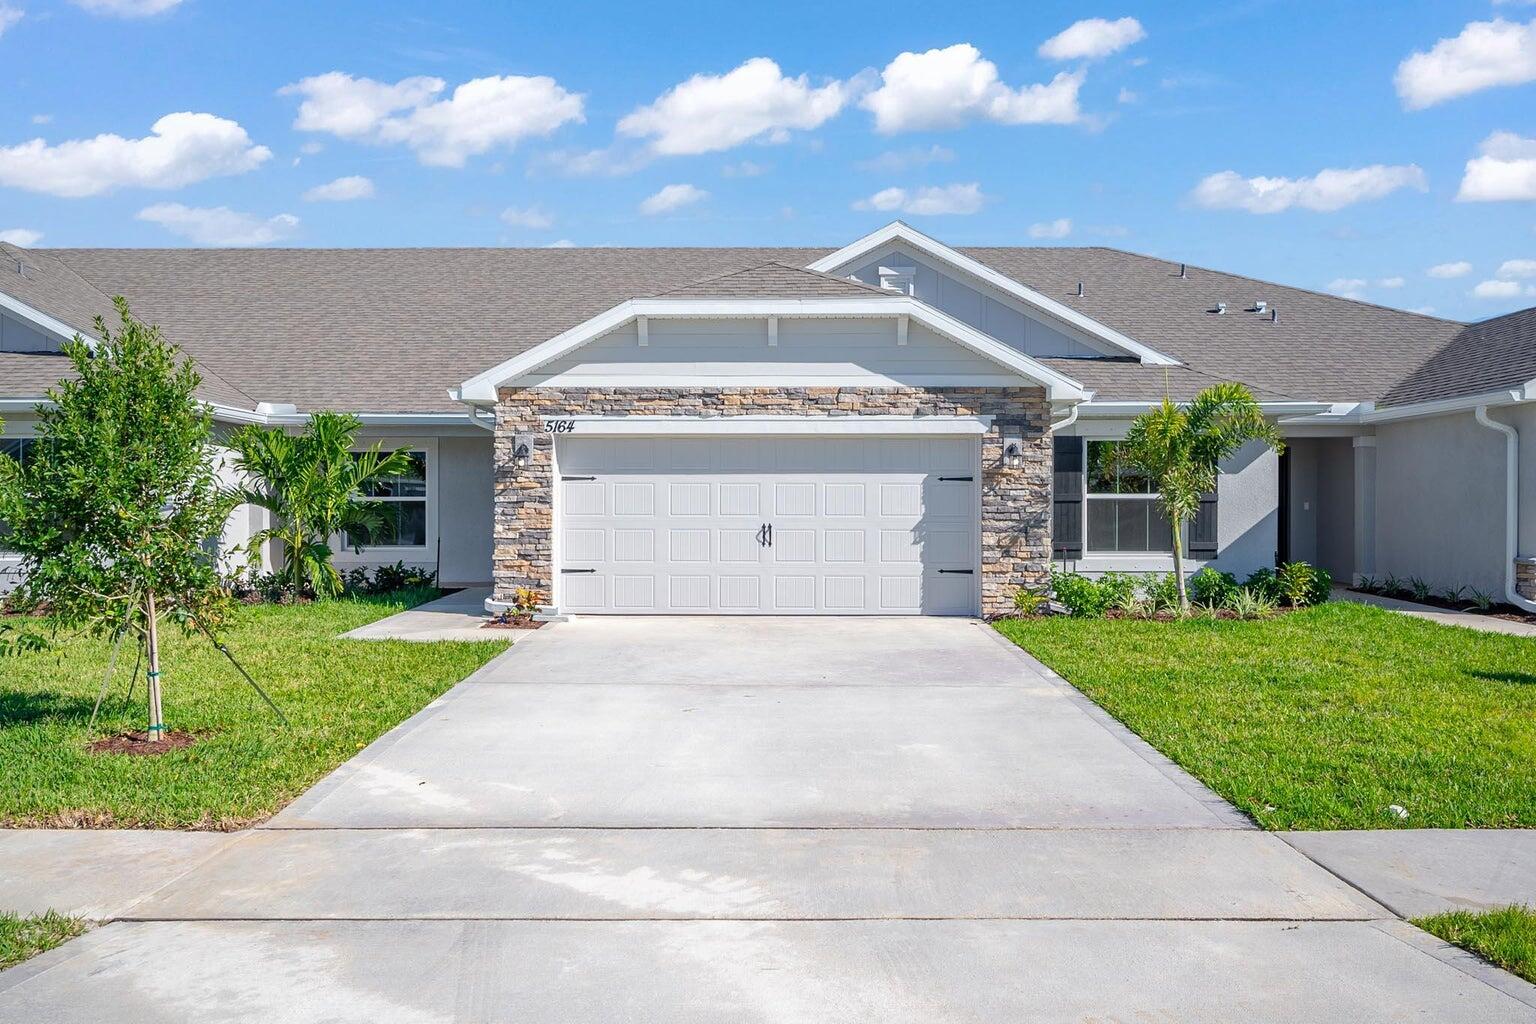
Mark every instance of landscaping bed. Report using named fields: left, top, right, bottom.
left=0, top=589, right=508, bottom=829
left=995, top=601, right=1536, bottom=831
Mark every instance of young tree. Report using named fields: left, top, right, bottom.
left=0, top=422, right=45, bottom=658
left=0, top=299, right=233, bottom=740
left=1119, top=383, right=1284, bottom=612
left=228, top=412, right=415, bottom=600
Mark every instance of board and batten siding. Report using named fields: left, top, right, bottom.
left=517, top=317, right=1020, bottom=387
left=843, top=247, right=1107, bottom=360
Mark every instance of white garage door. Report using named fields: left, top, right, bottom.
left=556, top=435, right=979, bottom=615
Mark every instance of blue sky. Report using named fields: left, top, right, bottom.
left=0, top=0, right=1533, bottom=320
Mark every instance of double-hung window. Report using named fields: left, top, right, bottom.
left=0, top=438, right=35, bottom=552
left=1084, top=440, right=1175, bottom=553
left=345, top=449, right=428, bottom=548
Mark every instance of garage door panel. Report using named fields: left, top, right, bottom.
left=669, top=529, right=710, bottom=563
left=611, top=482, right=654, bottom=516
left=556, top=436, right=977, bottom=615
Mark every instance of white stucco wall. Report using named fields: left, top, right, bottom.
left=1374, top=410, right=1507, bottom=594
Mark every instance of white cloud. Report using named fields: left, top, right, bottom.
left=1028, top=217, right=1073, bottom=239
left=861, top=44, right=1083, bottom=132
left=301, top=175, right=374, bottom=201
left=137, top=204, right=299, bottom=246
left=1039, top=17, right=1146, bottom=61
left=722, top=159, right=768, bottom=177
left=618, top=58, right=847, bottom=156
left=542, top=239, right=576, bottom=248
left=534, top=145, right=650, bottom=178
left=0, top=5, right=23, bottom=38
left=0, top=112, right=270, bottom=198
left=1498, top=258, right=1536, bottom=279
left=1411, top=306, right=1437, bottom=315
left=500, top=204, right=554, bottom=229
left=1117, top=88, right=1139, bottom=104
left=1472, top=278, right=1536, bottom=298
left=1377, top=276, right=1406, bottom=288
left=0, top=228, right=41, bottom=246
left=281, top=71, right=584, bottom=167
left=1395, top=18, right=1536, bottom=109
left=855, top=145, right=955, bottom=173
left=1457, top=131, right=1536, bottom=201
left=1328, top=277, right=1369, bottom=298
left=70, top=0, right=183, bottom=14
left=1428, top=260, right=1473, bottom=278
left=30, top=114, right=51, bottom=125
left=853, top=182, right=987, bottom=216
left=1190, top=164, right=1427, bottom=213
left=639, top=182, right=708, bottom=215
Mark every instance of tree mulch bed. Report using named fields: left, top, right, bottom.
left=87, top=730, right=201, bottom=756
left=483, top=614, right=544, bottom=630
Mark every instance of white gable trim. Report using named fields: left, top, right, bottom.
left=0, top=289, right=101, bottom=349
left=806, top=221, right=1179, bottom=367
left=453, top=296, right=1092, bottom=404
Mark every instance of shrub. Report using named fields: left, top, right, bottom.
left=1049, top=570, right=1114, bottom=618
left=1142, top=572, right=1182, bottom=613
left=1273, top=561, right=1331, bottom=607
left=1244, top=567, right=1281, bottom=603
left=1012, top=588, right=1047, bottom=616
left=1466, top=587, right=1495, bottom=612
left=1407, top=576, right=1433, bottom=602
left=1189, top=567, right=1239, bottom=608
left=1229, top=586, right=1277, bottom=620
left=512, top=586, right=543, bottom=613
left=1097, top=572, right=1139, bottom=609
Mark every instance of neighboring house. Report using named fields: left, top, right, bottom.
left=1, top=223, right=1533, bottom=616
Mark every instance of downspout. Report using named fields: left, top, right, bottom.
left=1474, top=405, right=1536, bottom=613
left=1048, top=405, right=1079, bottom=433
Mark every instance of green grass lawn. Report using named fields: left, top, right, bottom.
left=0, top=911, right=87, bottom=970
left=995, top=602, right=1536, bottom=831
left=1, top=590, right=509, bottom=829
left=1416, top=906, right=1536, bottom=983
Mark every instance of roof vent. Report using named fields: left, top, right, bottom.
left=1212, top=302, right=1227, bottom=315
left=254, top=402, right=300, bottom=418
left=1178, top=263, right=1187, bottom=279
left=1075, top=281, right=1084, bottom=297
left=1270, top=308, right=1278, bottom=323
left=1254, top=300, right=1267, bottom=313
left=877, top=265, right=915, bottom=294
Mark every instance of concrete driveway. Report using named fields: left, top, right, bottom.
left=4, top=618, right=1535, bottom=1022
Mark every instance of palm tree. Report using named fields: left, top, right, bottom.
left=1119, top=383, right=1284, bottom=612
left=228, top=412, right=416, bottom=599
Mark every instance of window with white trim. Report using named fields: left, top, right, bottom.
left=1084, top=440, right=1175, bottom=554
left=0, top=438, right=34, bottom=552
left=345, top=449, right=428, bottom=548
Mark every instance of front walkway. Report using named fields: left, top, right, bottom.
left=1335, top=586, right=1536, bottom=637
left=3, top=618, right=1535, bottom=1022
left=339, top=587, right=527, bottom=642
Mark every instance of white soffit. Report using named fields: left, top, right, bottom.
left=453, top=296, right=1091, bottom=404
left=806, top=221, right=1179, bottom=367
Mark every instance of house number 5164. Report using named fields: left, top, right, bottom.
left=541, top=419, right=576, bottom=433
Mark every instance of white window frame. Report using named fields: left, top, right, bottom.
left=1081, top=438, right=1181, bottom=557
left=333, top=437, right=439, bottom=563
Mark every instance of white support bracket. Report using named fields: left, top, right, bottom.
left=636, top=316, right=648, bottom=347
left=896, top=314, right=908, bottom=347
left=767, top=316, right=778, bottom=347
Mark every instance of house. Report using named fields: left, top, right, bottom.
left=2, top=222, right=1533, bottom=617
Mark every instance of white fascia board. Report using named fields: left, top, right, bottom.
left=806, top=221, right=1180, bottom=367
left=556, top=415, right=993, bottom=437
left=1077, top=399, right=1335, bottom=418
left=454, top=295, right=1092, bottom=404
left=1363, top=387, right=1531, bottom=424
left=0, top=290, right=101, bottom=349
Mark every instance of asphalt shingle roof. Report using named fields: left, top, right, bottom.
left=0, top=243, right=1522, bottom=414
left=1378, top=307, right=1536, bottom=408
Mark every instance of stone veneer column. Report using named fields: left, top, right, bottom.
left=492, top=386, right=1052, bottom=617
left=1517, top=558, right=1536, bottom=602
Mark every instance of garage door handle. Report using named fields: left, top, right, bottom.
left=938, top=476, right=973, bottom=482
left=767, top=523, right=773, bottom=547
left=561, top=568, right=597, bottom=574
left=937, top=569, right=974, bottom=574
left=561, top=475, right=596, bottom=481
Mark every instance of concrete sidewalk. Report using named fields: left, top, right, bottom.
left=339, top=587, right=525, bottom=643
left=1335, top=587, right=1536, bottom=637
left=1285, top=830, right=1536, bottom=918
left=0, top=831, right=232, bottom=919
